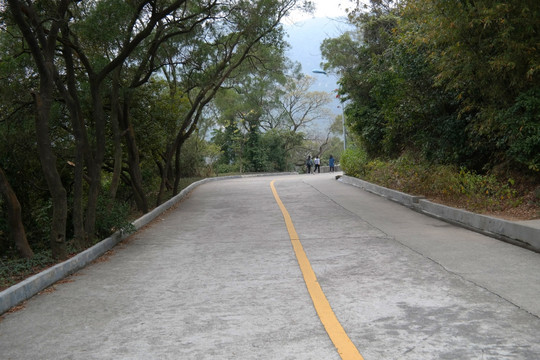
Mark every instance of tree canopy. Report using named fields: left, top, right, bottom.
left=0, top=0, right=320, bottom=259
left=321, top=0, right=539, bottom=173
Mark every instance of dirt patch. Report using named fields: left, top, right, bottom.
left=428, top=195, right=539, bottom=221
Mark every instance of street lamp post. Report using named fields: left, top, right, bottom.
left=338, top=104, right=346, bottom=150
left=312, top=69, right=346, bottom=151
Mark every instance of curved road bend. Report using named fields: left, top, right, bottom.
left=0, top=173, right=539, bottom=359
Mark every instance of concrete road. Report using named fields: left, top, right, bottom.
left=0, top=173, right=539, bottom=359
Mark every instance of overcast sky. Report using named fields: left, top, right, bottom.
left=284, top=0, right=355, bottom=24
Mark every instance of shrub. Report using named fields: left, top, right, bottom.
left=443, top=168, right=519, bottom=211
left=499, top=87, right=540, bottom=172
left=94, top=196, right=135, bottom=241
left=214, top=162, right=241, bottom=175
left=341, top=148, right=369, bottom=177
left=353, top=154, right=525, bottom=213
left=0, top=250, right=55, bottom=290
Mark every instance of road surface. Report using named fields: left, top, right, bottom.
left=1, top=173, right=539, bottom=359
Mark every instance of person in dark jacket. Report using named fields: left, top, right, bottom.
left=306, top=155, right=313, bottom=174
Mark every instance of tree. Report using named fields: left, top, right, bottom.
left=212, top=116, right=245, bottom=173
left=7, top=0, right=71, bottom=259
left=0, top=23, right=45, bottom=253
left=107, top=1, right=217, bottom=213
left=155, top=0, right=301, bottom=186
left=0, top=166, right=33, bottom=259
left=63, top=0, right=207, bottom=241
left=210, top=61, right=334, bottom=173
left=400, top=0, right=540, bottom=171
left=321, top=0, right=540, bottom=175
left=272, top=73, right=333, bottom=133
left=321, top=2, right=401, bottom=158
left=1, top=0, right=310, bottom=259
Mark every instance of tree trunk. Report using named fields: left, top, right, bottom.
left=109, top=69, right=123, bottom=200
left=59, top=33, right=88, bottom=249
left=72, top=145, right=86, bottom=250
left=156, top=141, right=176, bottom=206
left=34, top=91, right=68, bottom=260
left=0, top=166, right=33, bottom=259
left=8, top=0, right=70, bottom=259
left=120, top=92, right=148, bottom=213
left=84, top=81, right=107, bottom=240
left=173, top=140, right=183, bottom=195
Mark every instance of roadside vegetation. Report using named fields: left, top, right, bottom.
left=324, top=0, right=539, bottom=220
left=341, top=149, right=539, bottom=220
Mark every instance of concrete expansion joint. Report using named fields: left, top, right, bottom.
left=458, top=276, right=540, bottom=321
left=392, top=237, right=540, bottom=319
left=304, top=179, right=395, bottom=240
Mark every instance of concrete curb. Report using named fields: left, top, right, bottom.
left=339, top=175, right=540, bottom=252
left=0, top=172, right=296, bottom=315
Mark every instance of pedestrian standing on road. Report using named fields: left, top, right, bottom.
left=314, top=156, right=321, bottom=173
left=306, top=155, right=313, bottom=174
left=329, top=155, right=335, bottom=172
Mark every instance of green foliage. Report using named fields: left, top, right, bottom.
left=358, top=154, right=522, bottom=213
left=94, top=196, right=135, bottom=241
left=178, top=136, right=209, bottom=178
left=30, top=199, right=53, bottom=245
left=244, top=120, right=267, bottom=172
left=260, top=129, right=301, bottom=172
left=321, top=0, right=540, bottom=178
left=340, top=148, right=369, bottom=177
left=449, top=168, right=518, bottom=206
left=346, top=104, right=386, bottom=158
left=209, top=62, right=328, bottom=174
left=400, top=0, right=540, bottom=170
left=72, top=1, right=134, bottom=49
left=214, top=163, right=242, bottom=175
left=0, top=251, right=55, bottom=290
left=212, top=124, right=302, bottom=174
left=498, top=87, right=540, bottom=171
left=212, top=118, right=244, bottom=169
left=134, top=80, right=191, bottom=157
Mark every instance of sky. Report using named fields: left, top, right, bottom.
left=283, top=0, right=355, bottom=24
left=282, top=1, right=358, bottom=124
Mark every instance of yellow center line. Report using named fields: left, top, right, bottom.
left=270, top=180, right=364, bottom=360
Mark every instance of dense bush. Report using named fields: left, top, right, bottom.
left=94, top=196, right=135, bottom=241
left=359, top=154, right=526, bottom=213
left=498, top=87, right=540, bottom=172
left=322, top=0, right=540, bottom=177
left=340, top=148, right=369, bottom=177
